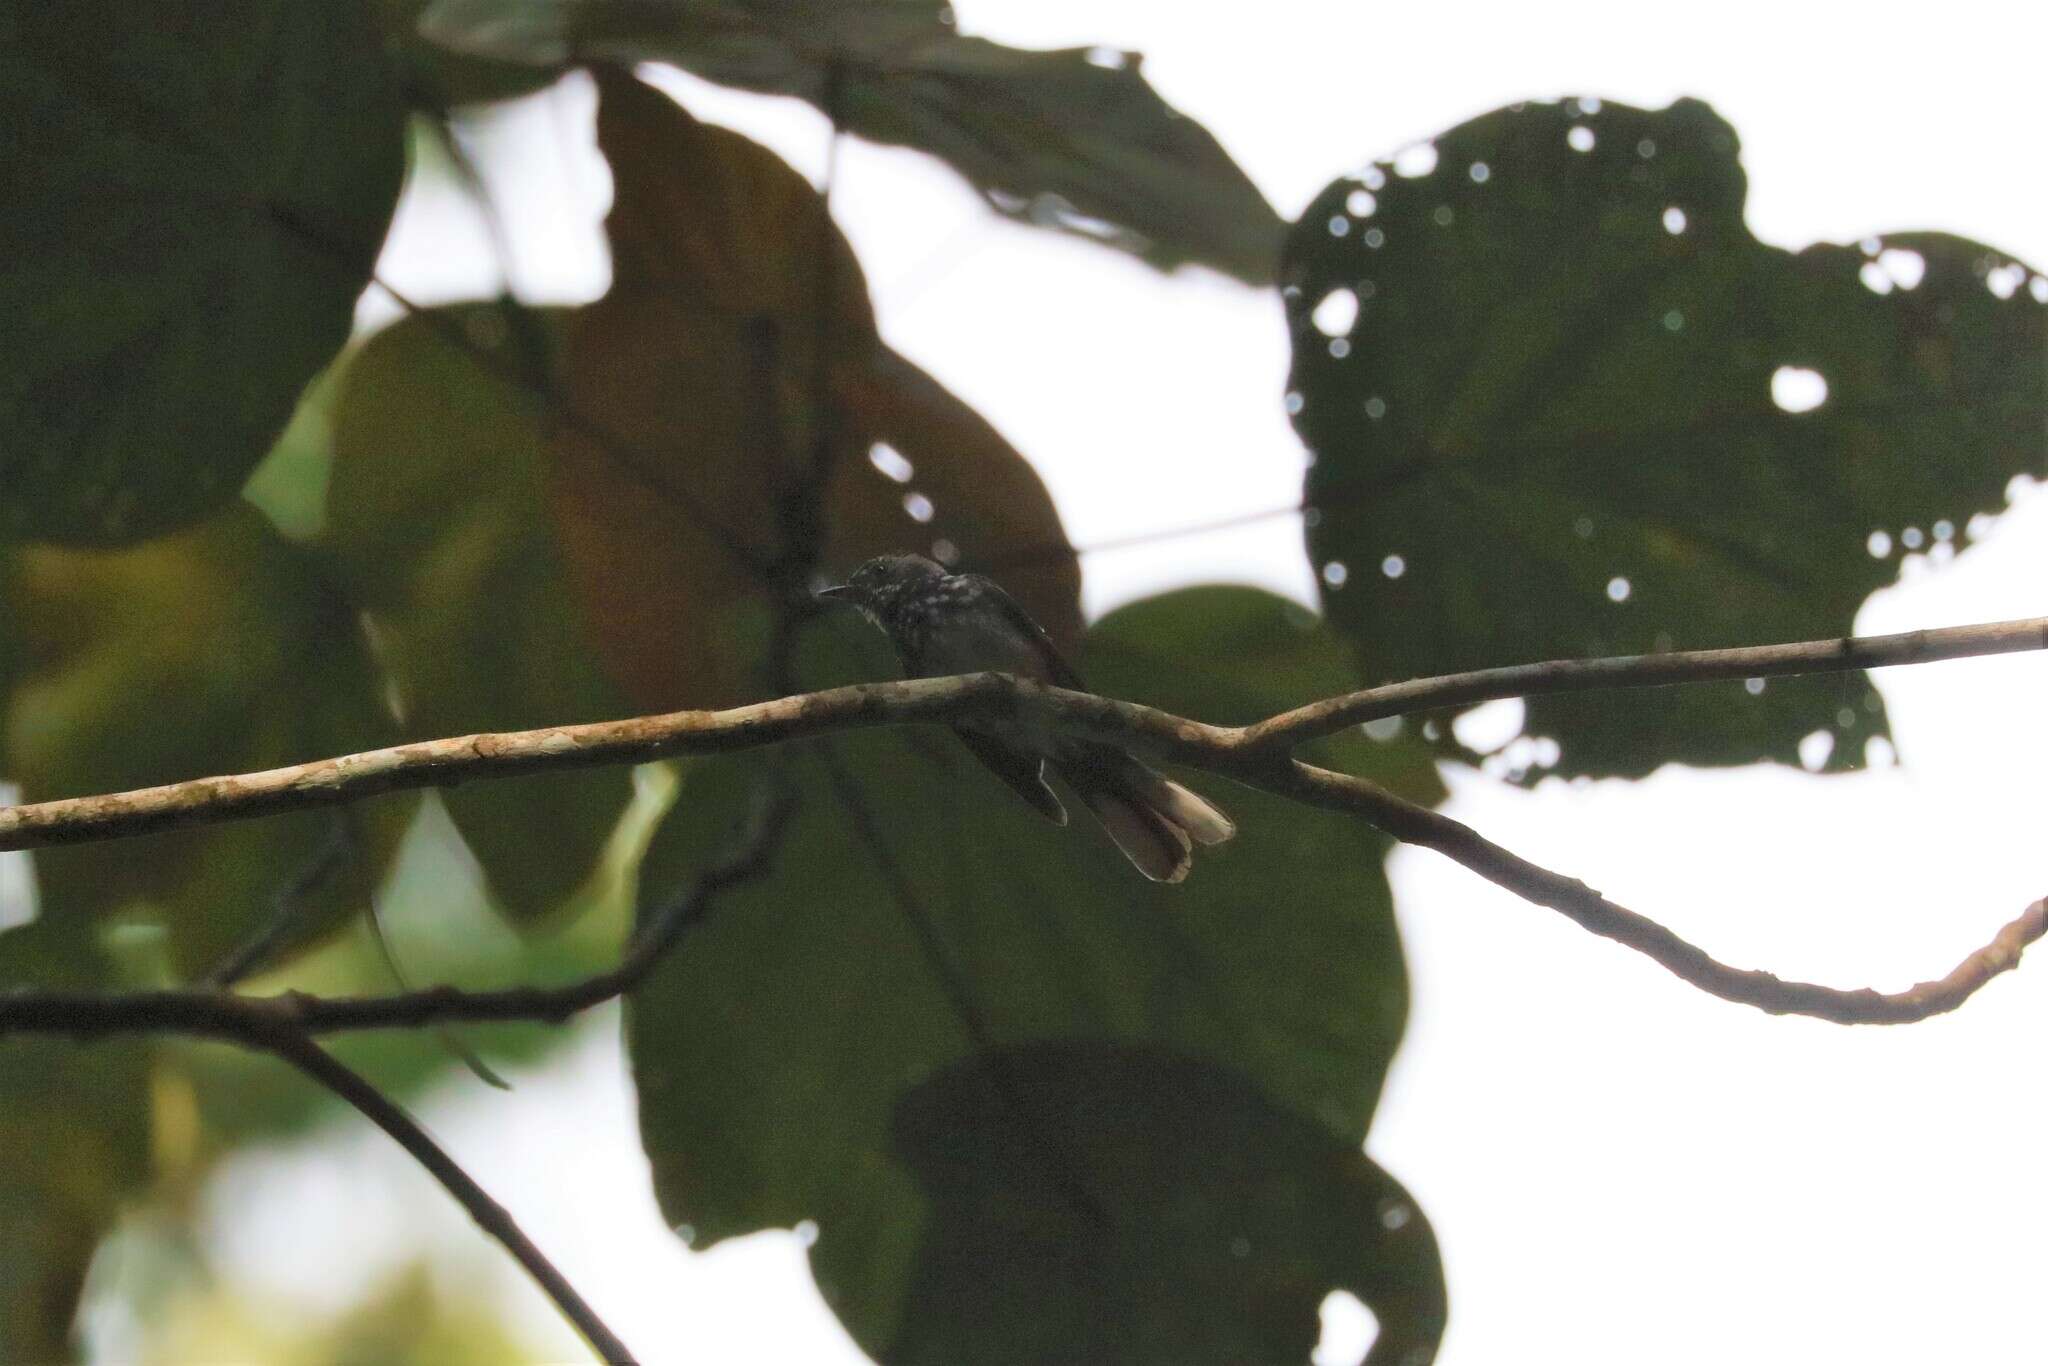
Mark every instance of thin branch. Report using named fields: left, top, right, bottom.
left=1243, top=615, right=2048, bottom=754
left=0, top=793, right=793, bottom=1041
left=263, top=1031, right=636, bottom=1364
left=1, top=619, right=2043, bottom=1025
left=5, top=618, right=2041, bottom=854
left=1267, top=760, right=2047, bottom=1024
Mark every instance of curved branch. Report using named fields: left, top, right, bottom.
left=266, top=1031, right=636, bottom=1364
left=1266, top=760, right=2046, bottom=1024
left=0, top=617, right=2042, bottom=1026
left=1242, top=616, right=2048, bottom=753
left=3, top=617, right=2040, bottom=854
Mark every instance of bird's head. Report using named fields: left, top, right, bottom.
left=814, top=554, right=947, bottom=621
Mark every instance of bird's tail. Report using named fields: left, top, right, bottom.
left=1060, top=748, right=1235, bottom=884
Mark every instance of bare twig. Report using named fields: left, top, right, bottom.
left=1, top=618, right=2042, bottom=1025
left=265, top=1030, right=636, bottom=1364
left=1242, top=616, right=2048, bottom=754
left=1267, top=761, right=2047, bottom=1024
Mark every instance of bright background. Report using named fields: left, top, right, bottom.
left=85, top=4, right=2048, bottom=1362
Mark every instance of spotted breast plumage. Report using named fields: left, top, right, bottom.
left=817, top=554, right=1235, bottom=882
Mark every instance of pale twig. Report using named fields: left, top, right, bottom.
left=2, top=618, right=2043, bottom=1025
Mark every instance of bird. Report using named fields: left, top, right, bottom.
left=816, top=554, right=1235, bottom=882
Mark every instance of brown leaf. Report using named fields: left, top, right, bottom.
left=550, top=70, right=1078, bottom=710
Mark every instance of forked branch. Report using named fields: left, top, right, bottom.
left=1, top=616, right=2043, bottom=1025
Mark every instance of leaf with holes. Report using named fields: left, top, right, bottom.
left=550, top=71, right=1078, bottom=711
left=1285, top=97, right=2045, bottom=778
left=419, top=0, right=1282, bottom=282
left=627, top=589, right=1423, bottom=1360
left=0, top=505, right=414, bottom=976
left=0, top=0, right=404, bottom=544
left=326, top=305, right=637, bottom=922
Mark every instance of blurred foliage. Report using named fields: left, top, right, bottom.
left=550, top=71, right=1081, bottom=711
left=0, top=0, right=405, bottom=545
left=0, top=919, right=152, bottom=1363
left=0, top=506, right=415, bottom=977
left=327, top=305, right=636, bottom=920
left=418, top=0, right=1284, bottom=282
left=143, top=1262, right=543, bottom=1366
left=1286, top=96, right=2045, bottom=778
left=627, top=593, right=1431, bottom=1361
left=0, top=4, right=2042, bottom=1360
left=375, top=0, right=561, bottom=109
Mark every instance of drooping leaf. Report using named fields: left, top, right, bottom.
left=884, top=1042, right=1445, bottom=1366
left=550, top=71, right=1079, bottom=711
left=0, top=919, right=152, bottom=1363
left=419, top=0, right=1283, bottom=282
left=1284, top=97, right=2046, bottom=777
left=0, top=0, right=406, bottom=545
left=0, top=504, right=413, bottom=976
left=628, top=589, right=1423, bottom=1360
left=326, top=304, right=636, bottom=921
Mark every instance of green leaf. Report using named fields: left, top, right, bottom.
left=883, top=1042, right=1445, bottom=1366
left=327, top=304, right=637, bottom=922
left=0, top=920, right=152, bottom=1363
left=375, top=0, right=561, bottom=109
left=0, top=504, right=414, bottom=976
left=628, top=589, right=1422, bottom=1359
left=1285, top=97, right=2046, bottom=777
left=0, top=0, right=405, bottom=545
left=418, top=0, right=1283, bottom=283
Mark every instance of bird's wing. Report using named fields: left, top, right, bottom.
left=952, top=727, right=1068, bottom=824
left=965, top=575, right=1089, bottom=690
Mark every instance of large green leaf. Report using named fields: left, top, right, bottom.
left=1285, top=97, right=2045, bottom=777
left=0, top=504, right=413, bottom=976
left=0, top=919, right=152, bottom=1363
left=628, top=589, right=1429, bottom=1359
left=418, top=0, right=1283, bottom=283
left=326, top=305, right=636, bottom=922
left=0, top=0, right=405, bottom=545
left=886, top=1043, right=1444, bottom=1366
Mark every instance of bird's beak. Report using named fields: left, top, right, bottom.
left=814, top=584, right=855, bottom=604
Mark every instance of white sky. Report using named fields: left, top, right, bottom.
left=135, top=4, right=2048, bottom=1363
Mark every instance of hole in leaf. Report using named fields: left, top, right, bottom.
left=1567, top=125, right=1596, bottom=152
left=903, top=491, right=935, bottom=523
left=1798, top=729, right=1835, bottom=771
left=1393, top=142, right=1438, bottom=177
left=1454, top=697, right=1524, bottom=751
left=1381, top=553, right=1406, bottom=578
left=1312, top=288, right=1360, bottom=337
left=1312, top=1289, right=1377, bottom=1366
left=1877, top=247, right=1925, bottom=290
left=1662, top=206, right=1687, bottom=235
left=869, top=443, right=914, bottom=483
left=1770, top=366, right=1828, bottom=413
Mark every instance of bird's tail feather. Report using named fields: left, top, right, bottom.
left=1080, top=788, right=1193, bottom=884
left=1064, top=751, right=1236, bottom=883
